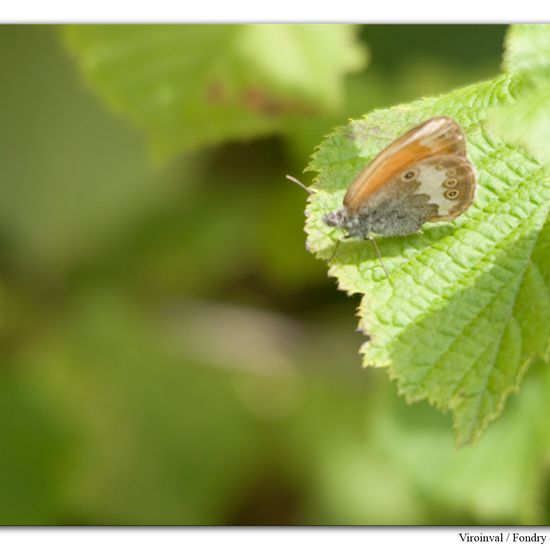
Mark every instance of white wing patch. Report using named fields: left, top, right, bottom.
left=416, top=164, right=454, bottom=215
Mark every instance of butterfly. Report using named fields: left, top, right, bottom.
left=288, top=116, right=476, bottom=277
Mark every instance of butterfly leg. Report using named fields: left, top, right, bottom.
left=327, top=239, right=341, bottom=262
left=366, top=236, right=390, bottom=279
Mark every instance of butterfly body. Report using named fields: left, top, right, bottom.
left=324, top=117, right=476, bottom=239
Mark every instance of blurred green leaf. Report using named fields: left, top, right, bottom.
left=305, top=71, right=550, bottom=444
left=490, top=86, right=550, bottom=165
left=372, top=359, right=550, bottom=524
left=491, top=25, right=550, bottom=165
left=63, top=25, right=367, bottom=161
left=503, top=24, right=550, bottom=76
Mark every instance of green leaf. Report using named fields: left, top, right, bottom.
left=490, top=85, right=550, bottom=164
left=62, top=25, right=367, bottom=161
left=490, top=25, right=550, bottom=164
left=503, top=24, right=550, bottom=76
left=304, top=72, right=550, bottom=445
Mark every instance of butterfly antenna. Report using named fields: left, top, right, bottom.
left=286, top=174, right=315, bottom=195
left=369, top=236, right=390, bottom=280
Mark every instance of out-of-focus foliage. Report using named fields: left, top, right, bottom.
left=490, top=25, right=550, bottom=165
left=5, top=24, right=549, bottom=526
left=63, top=25, right=367, bottom=161
left=0, top=26, right=183, bottom=271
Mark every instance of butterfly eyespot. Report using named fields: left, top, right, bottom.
left=402, top=169, right=418, bottom=181
left=444, top=189, right=460, bottom=200
left=443, top=178, right=458, bottom=188
left=446, top=168, right=457, bottom=177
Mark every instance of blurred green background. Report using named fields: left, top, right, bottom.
left=3, top=24, right=547, bottom=525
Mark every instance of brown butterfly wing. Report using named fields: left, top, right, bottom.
left=422, top=155, right=476, bottom=222
left=354, top=154, right=476, bottom=237
left=344, top=117, right=468, bottom=214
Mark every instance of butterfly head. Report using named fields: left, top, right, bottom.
left=324, top=207, right=389, bottom=276
left=323, top=208, right=370, bottom=239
